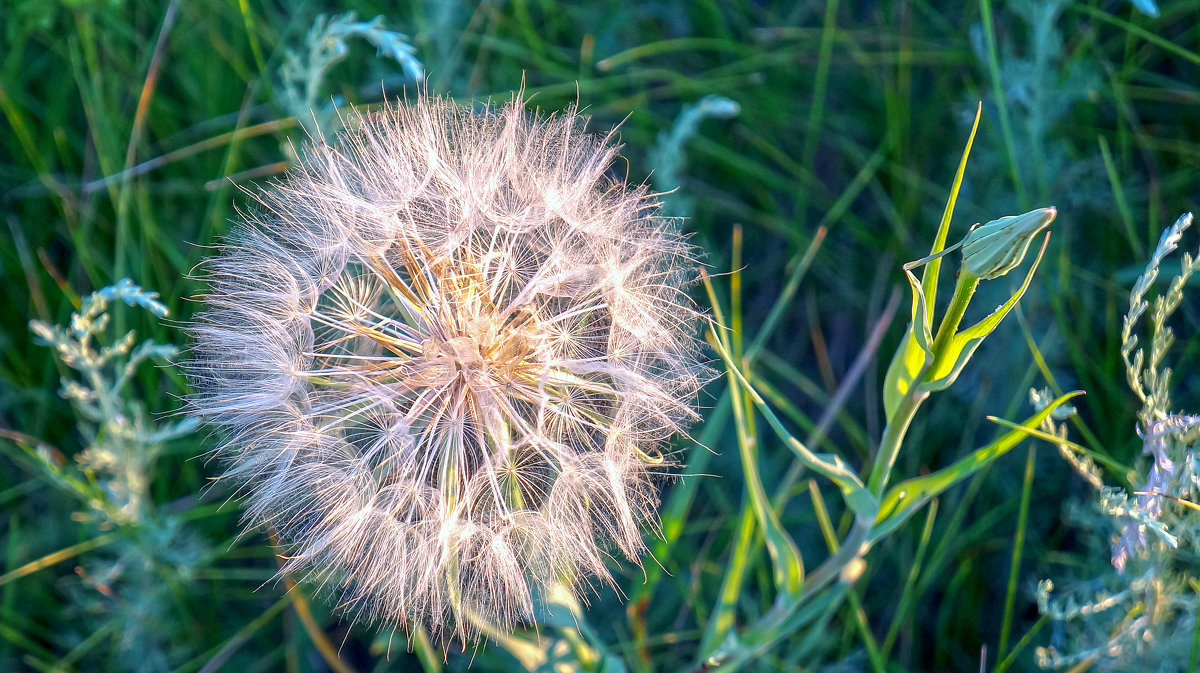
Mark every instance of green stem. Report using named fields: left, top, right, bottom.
left=868, top=385, right=925, bottom=495
left=869, top=270, right=979, bottom=495
left=998, top=443, right=1036, bottom=659
left=930, top=271, right=980, bottom=364
left=699, top=500, right=756, bottom=655
left=690, top=517, right=873, bottom=673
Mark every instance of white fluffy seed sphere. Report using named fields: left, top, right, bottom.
left=187, top=95, right=707, bottom=640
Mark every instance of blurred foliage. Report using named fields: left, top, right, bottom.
left=278, top=11, right=423, bottom=137
left=1035, top=213, right=1200, bottom=671
left=2, top=1, right=1199, bottom=672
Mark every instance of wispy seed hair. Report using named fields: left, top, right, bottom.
left=187, top=94, right=708, bottom=640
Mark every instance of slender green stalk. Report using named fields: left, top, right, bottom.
left=994, top=614, right=1049, bottom=673
left=871, top=267, right=979, bottom=495
left=868, top=379, right=925, bottom=494
left=1098, top=136, right=1143, bottom=259
left=236, top=0, right=269, bottom=87
left=1069, top=4, right=1200, bottom=66
left=979, top=0, right=1028, bottom=207
left=929, top=271, right=980, bottom=365
left=1014, top=310, right=1126, bottom=483
left=190, top=596, right=292, bottom=673
left=844, top=590, right=884, bottom=673
left=0, top=532, right=121, bottom=588
left=881, top=498, right=938, bottom=659
left=698, top=501, right=756, bottom=656
left=997, top=444, right=1036, bottom=659
left=745, top=228, right=826, bottom=362
left=802, top=0, right=840, bottom=174
left=700, top=236, right=805, bottom=654
left=810, top=482, right=883, bottom=673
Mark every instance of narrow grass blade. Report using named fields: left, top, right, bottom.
left=997, top=442, right=1036, bottom=659
left=979, top=0, right=1028, bottom=207
left=0, top=532, right=121, bottom=588
left=1070, top=4, right=1200, bottom=66
left=809, top=481, right=884, bottom=673
left=700, top=263, right=804, bottom=654
left=873, top=391, right=1083, bottom=539
left=993, top=613, right=1049, bottom=673
left=921, top=101, right=981, bottom=321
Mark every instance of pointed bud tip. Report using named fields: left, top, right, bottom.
left=962, top=206, right=1057, bottom=280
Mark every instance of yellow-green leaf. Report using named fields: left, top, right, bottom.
left=882, top=245, right=956, bottom=420
left=872, top=391, right=1083, bottom=540
left=923, top=233, right=1050, bottom=392
left=921, top=102, right=982, bottom=322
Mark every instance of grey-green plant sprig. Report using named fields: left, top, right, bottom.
left=1037, top=212, right=1200, bottom=672
left=22, top=279, right=203, bottom=673
left=28, top=279, right=196, bottom=523
left=650, top=94, right=741, bottom=217
left=280, top=12, right=424, bottom=137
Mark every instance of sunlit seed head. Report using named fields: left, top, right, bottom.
left=187, top=94, right=708, bottom=640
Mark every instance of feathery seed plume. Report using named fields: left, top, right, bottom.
left=187, top=95, right=707, bottom=640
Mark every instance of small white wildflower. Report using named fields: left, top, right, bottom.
left=188, top=95, right=707, bottom=640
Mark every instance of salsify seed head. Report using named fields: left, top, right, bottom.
left=187, top=95, right=708, bottom=639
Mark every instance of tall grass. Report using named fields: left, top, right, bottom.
left=2, top=2, right=1198, bottom=672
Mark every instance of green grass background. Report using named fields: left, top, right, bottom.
left=2, top=0, right=1199, bottom=671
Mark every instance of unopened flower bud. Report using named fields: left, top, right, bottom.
left=961, top=207, right=1057, bottom=280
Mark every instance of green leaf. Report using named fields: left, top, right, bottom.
left=882, top=245, right=956, bottom=421
left=883, top=104, right=979, bottom=421
left=728, top=360, right=805, bottom=599
left=709, top=331, right=878, bottom=519
left=921, top=102, right=981, bottom=323
left=922, top=233, right=1050, bottom=392
left=871, top=391, right=1083, bottom=540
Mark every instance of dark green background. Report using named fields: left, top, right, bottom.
left=2, top=1, right=1198, bottom=671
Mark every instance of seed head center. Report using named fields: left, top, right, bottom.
left=420, top=313, right=537, bottom=391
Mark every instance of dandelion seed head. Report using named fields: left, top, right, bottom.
left=188, top=95, right=707, bottom=639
